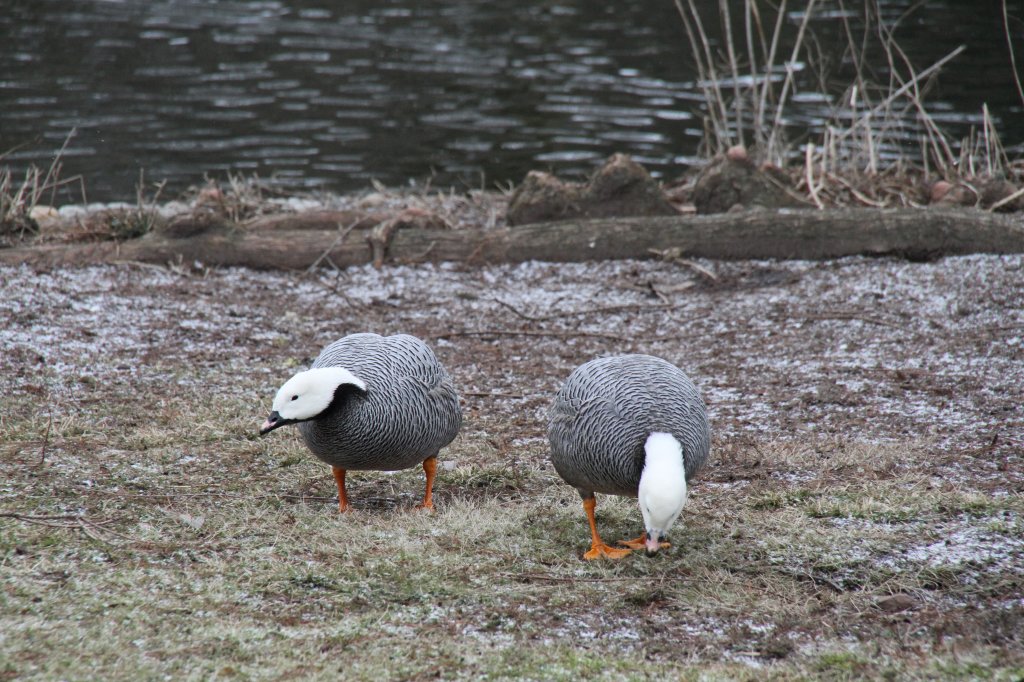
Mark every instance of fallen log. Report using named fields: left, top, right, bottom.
left=2, top=207, right=1022, bottom=270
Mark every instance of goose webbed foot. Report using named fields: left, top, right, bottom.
left=580, top=495, right=631, bottom=560
left=583, top=542, right=633, bottom=560
left=617, top=533, right=670, bottom=551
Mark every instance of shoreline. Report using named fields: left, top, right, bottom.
left=4, top=154, right=1024, bottom=270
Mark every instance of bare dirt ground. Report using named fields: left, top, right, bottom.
left=2, top=253, right=1022, bottom=679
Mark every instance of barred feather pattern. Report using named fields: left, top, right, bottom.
left=298, top=333, right=462, bottom=471
left=547, top=354, right=710, bottom=497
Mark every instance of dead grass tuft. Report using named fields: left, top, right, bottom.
left=0, top=130, right=84, bottom=244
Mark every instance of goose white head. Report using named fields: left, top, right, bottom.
left=259, top=367, right=367, bottom=435
left=637, top=432, right=688, bottom=555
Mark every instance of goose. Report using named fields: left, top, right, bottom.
left=548, top=354, right=710, bottom=559
left=260, top=333, right=462, bottom=511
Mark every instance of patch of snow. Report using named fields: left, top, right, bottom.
left=902, top=520, right=1024, bottom=571
left=872, top=513, right=1024, bottom=577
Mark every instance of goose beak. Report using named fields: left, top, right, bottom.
left=259, top=411, right=286, bottom=435
left=644, top=536, right=662, bottom=556
left=644, top=532, right=668, bottom=556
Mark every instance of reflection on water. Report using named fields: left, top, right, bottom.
left=1, top=0, right=1021, bottom=202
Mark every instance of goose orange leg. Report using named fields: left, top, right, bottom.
left=416, top=456, right=437, bottom=510
left=331, top=466, right=350, bottom=512
left=582, top=496, right=632, bottom=560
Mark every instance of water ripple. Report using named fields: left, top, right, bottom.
left=0, top=0, right=1019, bottom=202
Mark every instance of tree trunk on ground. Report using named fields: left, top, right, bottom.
left=3, top=207, right=1022, bottom=270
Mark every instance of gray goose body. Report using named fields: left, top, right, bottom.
left=548, top=354, right=710, bottom=498
left=299, top=333, right=462, bottom=471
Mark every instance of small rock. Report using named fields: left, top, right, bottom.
left=87, top=201, right=134, bottom=212
left=28, top=205, right=59, bottom=221
left=358, top=192, right=390, bottom=208
left=929, top=180, right=953, bottom=203
left=876, top=593, right=917, bottom=613
left=932, top=182, right=976, bottom=207
left=156, top=201, right=193, bottom=219
left=58, top=205, right=89, bottom=219
left=28, top=205, right=62, bottom=230
left=281, top=197, right=324, bottom=212
left=726, top=145, right=748, bottom=162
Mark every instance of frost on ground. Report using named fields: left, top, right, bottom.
left=1, top=253, right=1023, bottom=675
left=4, top=253, right=1021, bottom=462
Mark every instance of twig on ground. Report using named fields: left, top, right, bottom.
left=495, top=298, right=692, bottom=323
left=492, top=298, right=547, bottom=322
left=76, top=517, right=116, bottom=544
left=38, top=410, right=52, bottom=468
left=652, top=282, right=698, bottom=302
left=435, top=329, right=636, bottom=343
left=675, top=258, right=719, bottom=283
left=768, top=565, right=847, bottom=593
left=0, top=512, right=124, bottom=544
left=648, top=248, right=719, bottom=283
left=787, top=311, right=904, bottom=329
left=0, top=512, right=115, bottom=526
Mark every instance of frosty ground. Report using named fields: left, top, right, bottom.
left=1, top=253, right=1022, bottom=680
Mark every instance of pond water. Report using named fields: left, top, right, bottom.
left=1, top=0, right=1022, bottom=203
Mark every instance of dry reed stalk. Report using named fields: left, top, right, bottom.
left=766, top=0, right=818, bottom=161
left=676, top=0, right=731, bottom=151
left=719, top=0, right=745, bottom=146
left=804, top=143, right=824, bottom=209
left=1004, top=0, right=1024, bottom=109
left=756, top=0, right=788, bottom=158
left=675, top=0, right=1018, bottom=203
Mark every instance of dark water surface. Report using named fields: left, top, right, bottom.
left=2, top=0, right=1022, bottom=203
